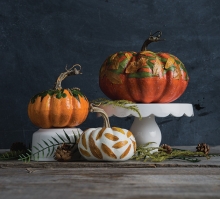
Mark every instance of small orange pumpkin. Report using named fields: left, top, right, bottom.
left=28, top=64, right=89, bottom=128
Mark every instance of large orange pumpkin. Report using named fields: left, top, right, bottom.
left=28, top=65, right=89, bottom=128
left=99, top=31, right=189, bottom=103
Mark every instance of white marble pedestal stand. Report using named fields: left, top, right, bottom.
left=101, top=103, right=194, bottom=147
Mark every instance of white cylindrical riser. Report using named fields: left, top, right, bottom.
left=31, top=128, right=82, bottom=161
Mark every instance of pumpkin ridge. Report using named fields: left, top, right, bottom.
left=39, top=94, right=52, bottom=128
left=68, top=95, right=89, bottom=127
left=34, top=97, right=46, bottom=127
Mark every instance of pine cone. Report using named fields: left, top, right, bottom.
left=54, top=143, right=75, bottom=162
left=160, top=144, right=172, bottom=154
left=10, top=142, right=27, bottom=152
left=196, top=143, right=210, bottom=155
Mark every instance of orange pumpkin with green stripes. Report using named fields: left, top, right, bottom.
left=99, top=31, right=189, bottom=103
left=28, top=65, right=89, bottom=128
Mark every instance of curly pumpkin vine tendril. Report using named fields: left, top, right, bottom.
left=54, top=64, right=82, bottom=90
left=141, top=30, right=165, bottom=51
left=89, top=103, right=111, bottom=128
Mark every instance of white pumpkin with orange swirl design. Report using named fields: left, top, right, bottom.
left=78, top=104, right=136, bottom=161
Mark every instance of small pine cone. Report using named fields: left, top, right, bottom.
left=160, top=144, right=172, bottom=154
left=54, top=143, right=74, bottom=162
left=10, top=142, right=27, bottom=152
left=196, top=143, right=210, bottom=155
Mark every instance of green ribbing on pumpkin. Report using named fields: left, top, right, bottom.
left=99, top=31, right=189, bottom=103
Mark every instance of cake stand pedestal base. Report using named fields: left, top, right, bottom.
left=130, top=114, right=161, bottom=147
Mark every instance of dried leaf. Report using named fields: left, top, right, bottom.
left=125, top=52, right=132, bottom=59
left=96, top=128, right=106, bottom=140
left=89, top=133, right=103, bottom=159
left=173, top=61, right=182, bottom=80
left=173, top=69, right=181, bottom=79
left=120, top=144, right=131, bottom=159
left=108, top=54, right=120, bottom=70
left=112, top=140, right=128, bottom=149
left=104, top=133, right=119, bottom=141
left=153, top=57, right=164, bottom=77
left=125, top=61, right=138, bottom=73
left=165, top=57, right=175, bottom=69
left=79, top=147, right=91, bottom=157
left=110, top=53, right=118, bottom=61
left=137, top=57, right=148, bottom=67
left=101, top=143, right=117, bottom=159
left=105, top=70, right=122, bottom=84
left=81, top=133, right=87, bottom=150
left=112, top=127, right=125, bottom=135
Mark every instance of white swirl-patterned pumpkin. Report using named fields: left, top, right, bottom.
left=78, top=104, right=136, bottom=161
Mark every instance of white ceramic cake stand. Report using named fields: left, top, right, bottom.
left=100, top=103, right=194, bottom=147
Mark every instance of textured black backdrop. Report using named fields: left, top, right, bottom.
left=0, top=0, right=220, bottom=148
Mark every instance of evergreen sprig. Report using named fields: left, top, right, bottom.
left=18, top=130, right=80, bottom=162
left=0, top=150, right=28, bottom=160
left=132, top=143, right=210, bottom=163
left=91, top=98, right=142, bottom=119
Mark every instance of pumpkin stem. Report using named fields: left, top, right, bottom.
left=141, top=31, right=165, bottom=51
left=54, top=64, right=82, bottom=90
left=90, top=103, right=111, bottom=128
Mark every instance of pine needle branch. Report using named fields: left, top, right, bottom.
left=18, top=130, right=79, bottom=162
left=91, top=98, right=142, bottom=119
left=0, top=150, right=26, bottom=160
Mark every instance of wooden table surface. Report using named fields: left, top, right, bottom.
left=0, top=146, right=220, bottom=199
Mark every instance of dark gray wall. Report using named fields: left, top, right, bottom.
left=0, top=0, right=219, bottom=148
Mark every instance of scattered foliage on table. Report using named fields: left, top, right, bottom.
left=132, top=142, right=210, bottom=163
left=0, top=150, right=29, bottom=160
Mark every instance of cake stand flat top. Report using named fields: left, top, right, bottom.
left=100, top=103, right=194, bottom=118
